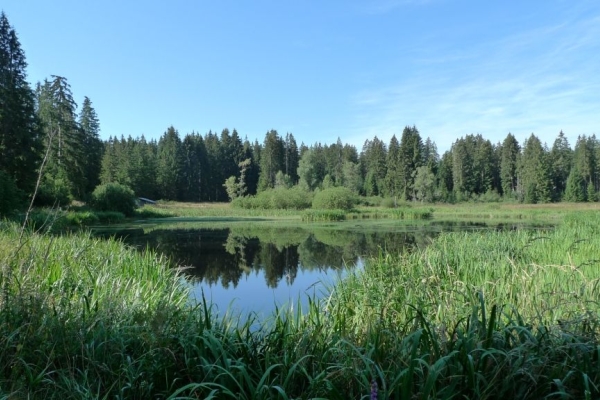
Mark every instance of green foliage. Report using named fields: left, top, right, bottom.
left=258, top=130, right=285, bottom=191
left=0, top=13, right=43, bottom=196
left=380, top=197, right=396, bottom=208
left=223, top=175, right=240, bottom=201
left=2, top=212, right=600, bottom=398
left=35, top=172, right=72, bottom=207
left=63, top=211, right=100, bottom=226
left=90, top=183, right=137, bottom=216
left=0, top=170, right=22, bottom=216
left=564, top=168, right=587, bottom=202
left=519, top=134, right=552, bottom=203
left=232, top=186, right=313, bottom=210
left=301, top=209, right=347, bottom=221
left=78, top=96, right=103, bottom=195
left=413, top=165, right=436, bottom=202
left=312, top=186, right=356, bottom=211
left=37, top=76, right=86, bottom=200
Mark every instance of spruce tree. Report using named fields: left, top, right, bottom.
left=156, top=126, right=183, bottom=200
left=500, top=133, right=520, bottom=198
left=518, top=134, right=552, bottom=204
left=258, top=130, right=285, bottom=191
left=549, top=131, right=572, bottom=201
left=78, top=96, right=103, bottom=194
left=384, top=135, right=401, bottom=199
left=36, top=76, right=85, bottom=201
left=398, top=126, right=423, bottom=199
left=0, top=12, right=43, bottom=196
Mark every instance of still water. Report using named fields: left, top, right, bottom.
left=94, top=220, right=530, bottom=316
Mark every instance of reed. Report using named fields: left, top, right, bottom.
left=0, top=211, right=598, bottom=398
left=301, top=209, right=347, bottom=222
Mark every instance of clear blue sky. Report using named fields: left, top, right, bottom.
left=3, top=0, right=599, bottom=152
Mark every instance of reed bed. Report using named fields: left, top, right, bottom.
left=349, top=207, right=434, bottom=220
left=0, top=211, right=599, bottom=398
left=301, top=209, right=347, bottom=222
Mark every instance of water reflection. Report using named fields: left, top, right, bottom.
left=93, top=220, right=547, bottom=315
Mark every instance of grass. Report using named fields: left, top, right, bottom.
left=0, top=209, right=599, bottom=398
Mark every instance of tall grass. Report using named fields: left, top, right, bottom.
left=1, top=211, right=599, bottom=398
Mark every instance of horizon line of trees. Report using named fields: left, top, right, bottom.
left=2, top=10, right=600, bottom=215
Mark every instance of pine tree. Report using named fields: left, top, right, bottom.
left=37, top=76, right=86, bottom=200
left=78, top=96, right=103, bottom=194
left=0, top=12, right=43, bottom=196
left=500, top=133, right=520, bottom=198
left=398, top=126, right=423, bottom=199
left=564, top=167, right=586, bottom=202
left=518, top=134, right=552, bottom=204
left=452, top=136, right=475, bottom=199
left=437, top=151, right=454, bottom=201
left=284, top=133, right=299, bottom=184
left=384, top=135, right=401, bottom=199
left=181, top=132, right=206, bottom=202
left=156, top=126, right=183, bottom=200
left=258, top=130, right=285, bottom=191
left=549, top=131, right=572, bottom=201
left=360, top=137, right=387, bottom=196
left=473, top=135, right=494, bottom=195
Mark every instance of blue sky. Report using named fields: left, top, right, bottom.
left=3, top=0, right=599, bottom=152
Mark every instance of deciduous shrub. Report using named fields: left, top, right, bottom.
left=90, top=183, right=137, bottom=217
left=232, top=187, right=313, bottom=210
left=312, top=187, right=356, bottom=211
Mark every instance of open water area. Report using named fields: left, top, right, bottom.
left=93, top=219, right=551, bottom=316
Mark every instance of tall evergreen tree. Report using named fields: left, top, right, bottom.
left=78, top=96, right=103, bottom=194
left=572, top=135, right=597, bottom=195
left=37, top=76, right=85, bottom=201
left=472, top=135, right=494, bottom=194
left=451, top=136, right=475, bottom=199
left=156, top=126, right=183, bottom=200
left=518, top=134, right=552, bottom=203
left=500, top=133, right=520, bottom=198
left=398, top=126, right=423, bottom=199
left=437, top=151, right=454, bottom=201
left=360, top=137, right=387, bottom=196
left=180, top=132, right=205, bottom=201
left=549, top=131, right=572, bottom=201
left=0, top=12, right=43, bottom=195
left=284, top=133, right=299, bottom=184
left=258, top=130, right=285, bottom=191
left=384, top=135, right=401, bottom=199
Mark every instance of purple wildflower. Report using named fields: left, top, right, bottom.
left=370, top=378, right=378, bottom=400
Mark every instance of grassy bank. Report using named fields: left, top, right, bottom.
left=1, top=211, right=599, bottom=398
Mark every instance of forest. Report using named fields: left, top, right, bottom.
left=1, top=10, right=599, bottom=215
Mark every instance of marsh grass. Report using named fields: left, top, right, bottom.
left=301, top=209, right=347, bottom=222
left=0, top=211, right=599, bottom=398
left=349, top=207, right=434, bottom=220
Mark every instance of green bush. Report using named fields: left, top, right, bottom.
left=90, top=183, right=137, bottom=217
left=94, top=211, right=126, bottom=223
left=0, top=170, right=22, bottom=217
left=232, top=187, right=313, bottom=210
left=64, top=211, right=100, bottom=226
left=312, top=187, right=356, bottom=211
left=35, top=176, right=72, bottom=207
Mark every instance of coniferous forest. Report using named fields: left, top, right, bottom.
left=1, top=10, right=599, bottom=215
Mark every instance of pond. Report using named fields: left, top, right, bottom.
left=93, top=219, right=542, bottom=317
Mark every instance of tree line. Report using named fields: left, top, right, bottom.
left=1, top=10, right=599, bottom=214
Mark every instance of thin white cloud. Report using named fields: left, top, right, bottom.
left=346, top=9, right=600, bottom=152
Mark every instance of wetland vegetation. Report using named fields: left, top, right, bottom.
left=2, top=203, right=600, bottom=398
left=1, top=10, right=600, bottom=398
